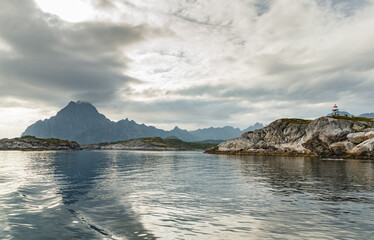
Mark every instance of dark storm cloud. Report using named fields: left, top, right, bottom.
left=0, top=0, right=146, bottom=106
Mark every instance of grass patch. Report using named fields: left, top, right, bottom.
left=21, top=135, right=78, bottom=145
left=329, top=115, right=373, bottom=122
left=280, top=118, right=313, bottom=124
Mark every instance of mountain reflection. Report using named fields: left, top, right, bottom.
left=50, top=151, right=156, bottom=239
left=222, top=155, right=374, bottom=203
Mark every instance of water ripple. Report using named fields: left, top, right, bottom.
left=0, top=151, right=373, bottom=239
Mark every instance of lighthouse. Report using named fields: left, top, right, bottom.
left=332, top=104, right=339, bottom=116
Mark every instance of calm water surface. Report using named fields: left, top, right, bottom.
left=0, top=151, right=373, bottom=239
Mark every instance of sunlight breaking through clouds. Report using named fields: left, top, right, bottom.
left=1, top=0, right=374, bottom=137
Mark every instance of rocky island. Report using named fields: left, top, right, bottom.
left=206, top=116, right=374, bottom=159
left=0, top=136, right=81, bottom=151
left=83, top=137, right=217, bottom=151
left=0, top=136, right=215, bottom=152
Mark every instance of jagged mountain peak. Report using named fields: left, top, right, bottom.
left=59, top=100, right=100, bottom=115
left=22, top=101, right=264, bottom=144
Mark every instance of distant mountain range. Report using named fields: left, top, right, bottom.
left=359, top=113, right=374, bottom=118
left=327, top=111, right=374, bottom=118
left=22, top=101, right=264, bottom=144
left=327, top=111, right=354, bottom=117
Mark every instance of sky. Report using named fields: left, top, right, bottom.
left=1, top=0, right=374, bottom=138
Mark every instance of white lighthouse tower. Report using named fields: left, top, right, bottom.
left=332, top=104, right=339, bottom=116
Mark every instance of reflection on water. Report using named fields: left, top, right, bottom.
left=227, top=155, right=374, bottom=200
left=0, top=151, right=373, bottom=239
left=52, top=151, right=155, bottom=239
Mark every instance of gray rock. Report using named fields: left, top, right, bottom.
left=329, top=141, right=355, bottom=156
left=347, top=132, right=366, bottom=144
left=349, top=138, right=374, bottom=157
left=365, top=131, right=374, bottom=139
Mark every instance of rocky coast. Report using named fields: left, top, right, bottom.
left=205, top=116, right=374, bottom=159
left=0, top=136, right=81, bottom=151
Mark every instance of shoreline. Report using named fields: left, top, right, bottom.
left=0, top=148, right=205, bottom=152
left=204, top=150, right=374, bottom=160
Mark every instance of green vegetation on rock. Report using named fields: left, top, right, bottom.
left=280, top=118, right=313, bottom=124
left=21, top=135, right=79, bottom=145
left=329, top=115, right=373, bottom=122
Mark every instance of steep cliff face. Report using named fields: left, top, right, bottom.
left=206, top=116, right=374, bottom=159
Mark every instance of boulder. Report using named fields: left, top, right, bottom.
left=364, top=131, right=374, bottom=139
left=302, top=133, right=333, bottom=157
left=347, top=132, right=366, bottom=144
left=349, top=138, right=374, bottom=157
left=329, top=141, right=355, bottom=156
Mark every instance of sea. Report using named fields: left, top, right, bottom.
left=0, top=150, right=373, bottom=239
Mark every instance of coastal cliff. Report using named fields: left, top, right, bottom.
left=0, top=136, right=81, bottom=151
left=205, top=116, right=374, bottom=159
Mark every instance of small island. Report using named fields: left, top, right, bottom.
left=0, top=136, right=216, bottom=151
left=205, top=116, right=374, bottom=159
left=0, top=136, right=81, bottom=151
left=83, top=137, right=217, bottom=151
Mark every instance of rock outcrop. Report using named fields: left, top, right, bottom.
left=205, top=116, right=374, bottom=159
left=0, top=136, right=81, bottom=151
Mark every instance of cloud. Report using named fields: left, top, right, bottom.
left=102, top=98, right=252, bottom=131
left=1, top=0, right=374, bottom=137
left=0, top=0, right=148, bottom=106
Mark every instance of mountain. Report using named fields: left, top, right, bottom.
left=190, top=126, right=242, bottom=140
left=327, top=112, right=374, bottom=119
left=359, top=113, right=374, bottom=119
left=23, top=101, right=175, bottom=144
left=22, top=101, right=114, bottom=144
left=22, top=101, right=263, bottom=144
left=206, top=116, right=374, bottom=159
left=189, top=123, right=264, bottom=141
left=167, top=126, right=197, bottom=142
left=327, top=111, right=353, bottom=117
left=242, top=122, right=264, bottom=132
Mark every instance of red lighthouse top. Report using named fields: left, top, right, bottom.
left=333, top=104, right=338, bottom=108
